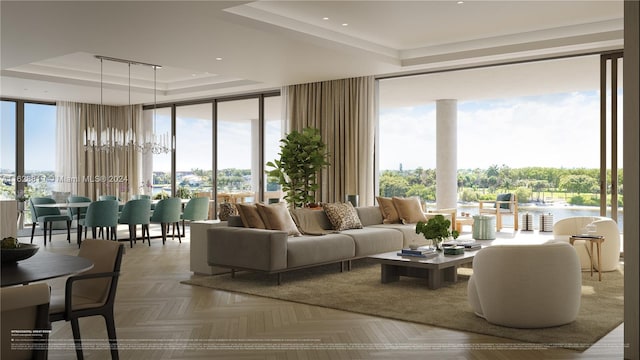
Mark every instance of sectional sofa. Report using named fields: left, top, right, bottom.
left=206, top=206, right=447, bottom=284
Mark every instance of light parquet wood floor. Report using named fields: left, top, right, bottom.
left=23, top=227, right=623, bottom=360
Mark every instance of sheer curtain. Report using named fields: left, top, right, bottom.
left=56, top=101, right=141, bottom=200
left=284, top=76, right=375, bottom=205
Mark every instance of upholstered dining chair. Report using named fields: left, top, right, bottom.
left=77, top=200, right=119, bottom=245
left=29, top=197, right=72, bottom=246
left=478, top=193, right=518, bottom=231
left=1, top=283, right=51, bottom=360
left=149, top=197, right=182, bottom=245
left=180, top=196, right=210, bottom=234
left=49, top=239, right=125, bottom=360
left=132, top=194, right=154, bottom=210
left=118, top=199, right=151, bottom=248
left=98, top=195, right=118, bottom=201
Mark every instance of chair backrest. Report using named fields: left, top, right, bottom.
left=98, top=195, right=118, bottom=201
left=496, top=193, right=516, bottom=210
left=30, top=197, right=61, bottom=218
left=119, top=199, right=151, bottom=225
left=68, top=195, right=92, bottom=218
left=183, top=197, right=210, bottom=221
left=1, top=283, right=50, bottom=360
left=74, top=239, right=124, bottom=306
left=150, top=197, right=182, bottom=223
left=83, top=200, right=119, bottom=227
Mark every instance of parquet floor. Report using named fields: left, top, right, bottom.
left=24, top=226, right=623, bottom=360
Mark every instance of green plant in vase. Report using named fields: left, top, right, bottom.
left=415, top=214, right=460, bottom=251
left=266, top=127, right=330, bottom=209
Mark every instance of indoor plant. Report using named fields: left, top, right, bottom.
left=415, top=214, right=459, bottom=251
left=266, top=127, right=330, bottom=209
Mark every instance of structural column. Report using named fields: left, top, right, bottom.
left=435, top=99, right=458, bottom=209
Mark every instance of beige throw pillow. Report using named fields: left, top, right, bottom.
left=392, top=196, right=427, bottom=224
left=377, top=196, right=400, bottom=224
left=323, top=202, right=363, bottom=231
left=256, top=202, right=301, bottom=236
left=235, top=203, right=266, bottom=229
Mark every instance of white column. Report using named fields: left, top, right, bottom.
left=436, top=99, right=458, bottom=209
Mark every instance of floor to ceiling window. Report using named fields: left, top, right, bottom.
left=216, top=98, right=259, bottom=207
left=24, top=103, right=57, bottom=198
left=148, top=107, right=172, bottom=198
left=176, top=103, right=213, bottom=198
left=378, top=54, right=624, bottom=233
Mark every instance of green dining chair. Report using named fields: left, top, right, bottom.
left=29, top=197, right=72, bottom=246
left=132, top=194, right=154, bottom=210
left=67, top=195, right=92, bottom=221
left=180, top=197, right=210, bottom=234
left=98, top=195, right=118, bottom=201
left=118, top=199, right=151, bottom=248
left=149, top=197, right=182, bottom=245
left=77, top=200, right=119, bottom=246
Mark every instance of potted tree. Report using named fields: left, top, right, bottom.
left=266, top=127, right=330, bottom=209
left=415, top=214, right=459, bottom=251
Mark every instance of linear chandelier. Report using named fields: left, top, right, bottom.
left=84, top=55, right=172, bottom=154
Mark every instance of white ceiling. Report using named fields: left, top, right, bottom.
left=0, top=1, right=624, bottom=107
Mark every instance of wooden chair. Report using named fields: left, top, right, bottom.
left=478, top=193, right=518, bottom=231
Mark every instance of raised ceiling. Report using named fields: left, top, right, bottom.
left=0, top=1, right=623, bottom=106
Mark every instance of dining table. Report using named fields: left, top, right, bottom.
left=1, top=251, right=94, bottom=287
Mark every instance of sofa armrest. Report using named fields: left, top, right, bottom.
left=207, top=226, right=288, bottom=272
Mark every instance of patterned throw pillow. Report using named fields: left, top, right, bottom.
left=322, top=202, right=363, bottom=231
left=218, top=202, right=237, bottom=221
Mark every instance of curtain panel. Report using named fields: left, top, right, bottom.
left=284, top=76, right=375, bottom=206
left=55, top=102, right=141, bottom=200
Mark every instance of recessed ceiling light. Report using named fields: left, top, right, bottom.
left=191, top=74, right=196, bottom=77
left=322, top=17, right=329, bottom=20
left=215, top=57, right=223, bottom=61
left=341, top=23, right=348, bottom=26
left=457, top=1, right=464, bottom=4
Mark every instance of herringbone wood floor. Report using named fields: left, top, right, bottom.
left=26, top=227, right=623, bottom=360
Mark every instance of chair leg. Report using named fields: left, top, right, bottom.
left=161, top=223, right=167, bottom=245
left=43, top=221, right=48, bottom=246
left=103, top=312, right=119, bottom=360
left=144, top=224, right=151, bottom=246
left=182, top=220, right=185, bottom=237
left=128, top=225, right=135, bottom=248
left=48, top=222, right=53, bottom=244
left=111, top=226, right=117, bottom=241
left=176, top=222, right=181, bottom=243
left=67, top=220, right=72, bottom=242
left=70, top=317, right=84, bottom=360
left=31, top=222, right=36, bottom=243
left=91, top=227, right=97, bottom=239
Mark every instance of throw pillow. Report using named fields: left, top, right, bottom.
left=496, top=193, right=512, bottom=209
left=256, top=202, right=301, bottom=236
left=376, top=196, right=400, bottom=224
left=392, top=196, right=427, bottom=224
left=218, top=202, right=237, bottom=221
left=323, top=202, right=363, bottom=231
left=235, top=203, right=266, bottom=229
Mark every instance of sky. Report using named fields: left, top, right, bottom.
left=2, top=89, right=623, bottom=174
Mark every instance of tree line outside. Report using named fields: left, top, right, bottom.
left=379, top=165, right=624, bottom=207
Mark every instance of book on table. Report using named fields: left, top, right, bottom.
left=398, top=247, right=437, bottom=257
left=397, top=251, right=438, bottom=258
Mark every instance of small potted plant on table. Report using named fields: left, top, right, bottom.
left=415, top=214, right=459, bottom=251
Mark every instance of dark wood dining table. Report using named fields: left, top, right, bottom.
left=1, top=251, right=93, bottom=287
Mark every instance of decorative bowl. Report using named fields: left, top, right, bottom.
left=1, top=243, right=40, bottom=264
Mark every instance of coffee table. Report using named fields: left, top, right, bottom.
left=369, top=249, right=480, bottom=289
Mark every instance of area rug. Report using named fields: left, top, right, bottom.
left=182, top=259, right=623, bottom=351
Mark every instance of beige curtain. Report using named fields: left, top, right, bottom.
left=56, top=102, right=141, bottom=200
left=284, top=76, right=375, bottom=206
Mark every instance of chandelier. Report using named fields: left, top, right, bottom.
left=84, top=55, right=172, bottom=154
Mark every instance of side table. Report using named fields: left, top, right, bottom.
left=569, top=235, right=605, bottom=281
left=455, top=216, right=474, bottom=233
